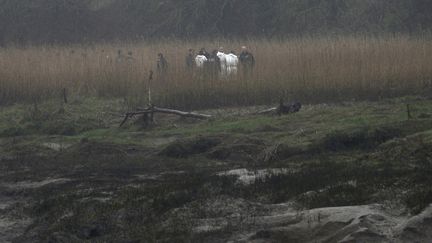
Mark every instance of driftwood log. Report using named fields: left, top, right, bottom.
left=258, top=99, right=302, bottom=115
left=120, top=98, right=300, bottom=127
left=120, top=70, right=212, bottom=127
left=120, top=106, right=212, bottom=127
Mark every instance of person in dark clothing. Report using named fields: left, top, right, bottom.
left=116, top=49, right=125, bottom=64
left=239, top=46, right=255, bottom=77
left=126, top=51, right=135, bottom=63
left=198, top=48, right=210, bottom=59
left=185, top=49, right=195, bottom=71
left=205, top=49, right=221, bottom=79
left=157, top=53, right=168, bottom=76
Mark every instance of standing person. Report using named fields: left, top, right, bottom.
left=100, top=49, right=112, bottom=65
left=157, top=53, right=168, bottom=76
left=239, top=46, right=255, bottom=77
left=185, top=49, right=195, bottom=71
left=198, top=48, right=210, bottom=59
left=195, top=50, right=208, bottom=80
left=226, top=50, right=239, bottom=76
left=116, top=49, right=125, bottom=64
left=216, top=47, right=228, bottom=78
left=205, top=50, right=221, bottom=80
left=126, top=51, right=135, bottom=63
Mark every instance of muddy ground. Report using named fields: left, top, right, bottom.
left=1, top=96, right=432, bottom=242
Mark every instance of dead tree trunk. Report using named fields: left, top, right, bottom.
left=119, top=70, right=212, bottom=128
left=120, top=106, right=211, bottom=127
left=151, top=107, right=212, bottom=119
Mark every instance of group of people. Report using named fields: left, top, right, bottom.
left=114, top=50, right=135, bottom=64
left=184, top=46, right=255, bottom=78
left=112, top=46, right=255, bottom=79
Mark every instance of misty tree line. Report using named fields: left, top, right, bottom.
left=1, top=0, right=432, bottom=44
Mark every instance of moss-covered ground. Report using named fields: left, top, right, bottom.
left=1, top=96, right=432, bottom=242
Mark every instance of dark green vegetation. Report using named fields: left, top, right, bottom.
left=1, top=96, right=432, bottom=242
left=1, top=0, right=432, bottom=44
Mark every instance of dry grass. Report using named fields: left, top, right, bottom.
left=1, top=36, right=432, bottom=109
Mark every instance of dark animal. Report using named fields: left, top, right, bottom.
left=278, top=99, right=302, bottom=115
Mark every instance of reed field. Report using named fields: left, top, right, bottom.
left=1, top=35, right=432, bottom=109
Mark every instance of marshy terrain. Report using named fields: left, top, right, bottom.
left=1, top=95, right=432, bottom=242
left=3, top=1, right=432, bottom=242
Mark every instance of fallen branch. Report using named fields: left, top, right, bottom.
left=152, top=106, right=212, bottom=119
left=257, top=107, right=277, bottom=115
left=120, top=106, right=211, bottom=127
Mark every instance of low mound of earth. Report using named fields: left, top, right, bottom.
left=178, top=199, right=432, bottom=242
left=1, top=96, right=432, bottom=242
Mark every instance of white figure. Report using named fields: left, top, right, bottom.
left=217, top=48, right=238, bottom=78
left=225, top=52, right=239, bottom=76
left=195, top=55, right=207, bottom=68
left=217, top=50, right=228, bottom=78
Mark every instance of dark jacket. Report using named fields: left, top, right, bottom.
left=239, top=51, right=255, bottom=68
left=186, top=54, right=194, bottom=69
left=157, top=56, right=168, bottom=73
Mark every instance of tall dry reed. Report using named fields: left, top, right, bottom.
left=1, top=36, right=431, bottom=109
